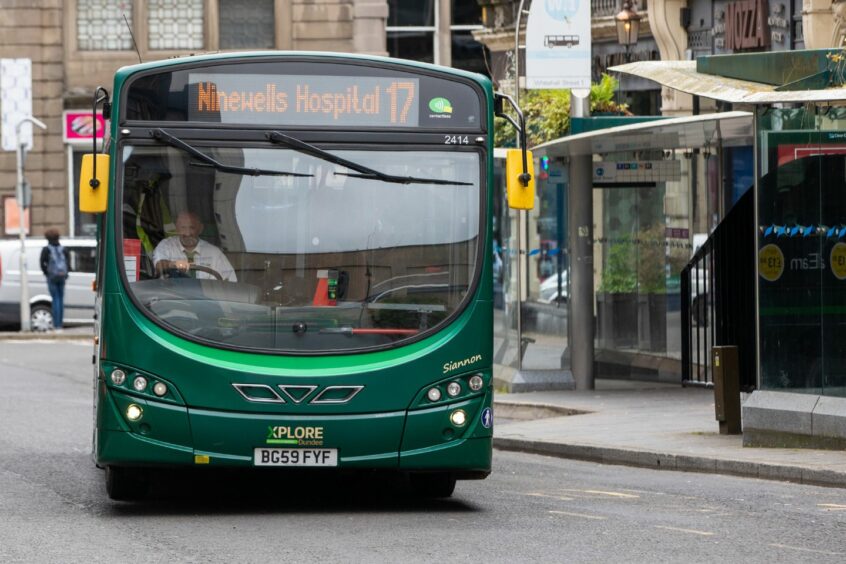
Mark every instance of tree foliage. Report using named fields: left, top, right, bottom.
left=495, top=74, right=631, bottom=148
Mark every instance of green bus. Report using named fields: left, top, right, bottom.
left=80, top=52, right=533, bottom=500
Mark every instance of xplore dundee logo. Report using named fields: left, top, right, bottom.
left=428, top=97, right=453, bottom=114
left=266, top=425, right=325, bottom=446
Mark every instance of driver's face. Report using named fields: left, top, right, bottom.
left=175, top=214, right=202, bottom=248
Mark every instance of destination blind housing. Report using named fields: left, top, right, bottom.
left=122, top=58, right=485, bottom=130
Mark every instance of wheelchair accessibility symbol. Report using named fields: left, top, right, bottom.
left=481, top=407, right=493, bottom=429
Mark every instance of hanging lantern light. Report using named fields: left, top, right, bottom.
left=615, top=0, right=642, bottom=53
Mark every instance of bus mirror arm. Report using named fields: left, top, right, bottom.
left=494, top=93, right=532, bottom=187
left=90, top=87, right=110, bottom=189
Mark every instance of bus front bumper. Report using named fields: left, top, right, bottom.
left=97, top=386, right=493, bottom=474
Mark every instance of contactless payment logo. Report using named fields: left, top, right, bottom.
left=428, top=97, right=453, bottom=114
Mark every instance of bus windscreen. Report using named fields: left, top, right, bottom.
left=120, top=145, right=481, bottom=353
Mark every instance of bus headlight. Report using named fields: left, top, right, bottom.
left=126, top=404, right=143, bottom=421
left=468, top=374, right=484, bottom=391
left=450, top=409, right=467, bottom=427
left=446, top=382, right=461, bottom=397
left=132, top=376, right=148, bottom=392
left=427, top=387, right=442, bottom=402
left=110, top=369, right=126, bottom=385
left=152, top=382, right=167, bottom=397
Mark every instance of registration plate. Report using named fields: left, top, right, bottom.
left=254, top=448, right=338, bottom=467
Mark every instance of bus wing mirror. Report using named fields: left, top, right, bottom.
left=81, top=86, right=111, bottom=214
left=495, top=92, right=534, bottom=210
left=506, top=148, right=535, bottom=210
left=79, top=153, right=109, bottom=213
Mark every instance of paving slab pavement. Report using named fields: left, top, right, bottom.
left=493, top=380, right=846, bottom=488
left=0, top=325, right=93, bottom=340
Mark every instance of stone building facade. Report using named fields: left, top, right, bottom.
left=475, top=0, right=845, bottom=115
left=0, top=0, right=389, bottom=237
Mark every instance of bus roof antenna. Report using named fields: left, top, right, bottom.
left=124, top=13, right=142, bottom=64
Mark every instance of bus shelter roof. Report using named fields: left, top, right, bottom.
left=609, top=60, right=846, bottom=104
left=532, top=111, right=752, bottom=158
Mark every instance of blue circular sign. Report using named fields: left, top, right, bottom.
left=481, top=407, right=493, bottom=429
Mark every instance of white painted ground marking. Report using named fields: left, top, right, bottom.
left=549, top=510, right=606, bottom=520
left=695, top=508, right=733, bottom=517
left=555, top=488, right=640, bottom=499
left=769, top=543, right=844, bottom=556
left=817, top=503, right=846, bottom=511
left=581, top=489, right=640, bottom=499
left=526, top=492, right=575, bottom=501
left=654, top=526, right=714, bottom=536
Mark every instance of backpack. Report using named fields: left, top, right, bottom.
left=47, top=245, right=68, bottom=282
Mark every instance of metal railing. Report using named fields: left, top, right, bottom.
left=681, top=188, right=757, bottom=390
left=591, top=0, right=620, bottom=18
left=591, top=0, right=647, bottom=18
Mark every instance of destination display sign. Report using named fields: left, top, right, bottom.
left=188, top=74, right=421, bottom=127
left=124, top=60, right=484, bottom=130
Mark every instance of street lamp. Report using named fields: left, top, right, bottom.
left=15, top=116, right=47, bottom=332
left=615, top=0, right=642, bottom=62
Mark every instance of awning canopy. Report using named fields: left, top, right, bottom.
left=609, top=60, right=846, bottom=104
left=533, top=111, right=753, bottom=158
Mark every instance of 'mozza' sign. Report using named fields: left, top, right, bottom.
left=726, top=0, right=770, bottom=51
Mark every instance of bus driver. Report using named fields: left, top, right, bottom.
left=153, top=210, right=237, bottom=282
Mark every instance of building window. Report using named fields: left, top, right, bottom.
left=77, top=0, right=134, bottom=51
left=451, top=0, right=487, bottom=74
left=387, top=0, right=436, bottom=64
left=219, top=0, right=275, bottom=49
left=387, top=0, right=487, bottom=73
left=148, top=0, right=204, bottom=50
left=452, top=0, right=481, bottom=25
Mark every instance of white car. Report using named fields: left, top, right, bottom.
left=538, top=270, right=568, bottom=304
left=0, top=238, right=97, bottom=331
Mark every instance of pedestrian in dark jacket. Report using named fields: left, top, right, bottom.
left=40, top=229, right=71, bottom=331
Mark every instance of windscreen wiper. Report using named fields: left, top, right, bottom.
left=266, top=131, right=472, bottom=186
left=151, top=128, right=312, bottom=178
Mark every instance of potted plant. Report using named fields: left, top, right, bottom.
left=597, top=237, right=638, bottom=348
left=635, top=224, right=668, bottom=353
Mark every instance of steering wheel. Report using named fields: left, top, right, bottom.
left=190, top=264, right=224, bottom=280
left=162, top=264, right=224, bottom=281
